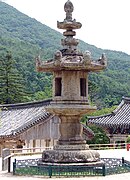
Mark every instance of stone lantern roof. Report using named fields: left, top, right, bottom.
left=36, top=0, right=107, bottom=73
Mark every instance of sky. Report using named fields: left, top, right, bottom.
left=1, top=0, right=130, bottom=55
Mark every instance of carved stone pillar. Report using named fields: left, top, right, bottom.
left=58, top=115, right=85, bottom=145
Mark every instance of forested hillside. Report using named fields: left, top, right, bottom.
left=0, top=1, right=130, bottom=107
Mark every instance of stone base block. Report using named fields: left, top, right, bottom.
left=54, top=144, right=89, bottom=150
left=42, top=147, right=100, bottom=163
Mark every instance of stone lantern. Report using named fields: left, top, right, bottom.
left=36, top=0, right=107, bottom=163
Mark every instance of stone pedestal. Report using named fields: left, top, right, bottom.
left=46, top=103, right=96, bottom=146
left=41, top=103, right=100, bottom=163
left=42, top=144, right=100, bottom=163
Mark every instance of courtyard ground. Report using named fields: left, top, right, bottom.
left=1, top=149, right=130, bottom=180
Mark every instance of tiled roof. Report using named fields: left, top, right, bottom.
left=88, top=97, right=130, bottom=129
left=0, top=99, right=52, bottom=139
left=0, top=99, right=95, bottom=140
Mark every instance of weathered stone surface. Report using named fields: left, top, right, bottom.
left=36, top=56, right=107, bottom=72
left=46, top=105, right=96, bottom=146
left=54, top=144, right=89, bottom=150
left=36, top=0, right=107, bottom=164
left=42, top=148, right=100, bottom=163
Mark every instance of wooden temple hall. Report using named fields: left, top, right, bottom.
left=0, top=100, right=94, bottom=156
left=88, top=97, right=130, bottom=144
left=0, top=97, right=130, bottom=156
left=0, top=100, right=59, bottom=155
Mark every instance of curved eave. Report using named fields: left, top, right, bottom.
left=0, top=114, right=53, bottom=140
left=88, top=97, right=130, bottom=129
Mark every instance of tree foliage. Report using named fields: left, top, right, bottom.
left=0, top=1, right=130, bottom=105
left=0, top=51, right=28, bottom=104
left=87, top=125, right=110, bottom=144
left=126, top=136, right=130, bottom=143
left=81, top=106, right=116, bottom=144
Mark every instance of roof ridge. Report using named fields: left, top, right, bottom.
left=112, top=99, right=124, bottom=114
left=88, top=96, right=130, bottom=120
left=88, top=96, right=130, bottom=128
left=123, top=96, right=130, bottom=103
left=0, top=99, right=52, bottom=109
left=112, top=96, right=130, bottom=114
left=88, top=113, right=112, bottom=120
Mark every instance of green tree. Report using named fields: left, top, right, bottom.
left=88, top=80, right=99, bottom=103
left=126, top=136, right=130, bottom=143
left=0, top=51, right=28, bottom=104
left=33, top=88, right=52, bottom=101
left=1, top=1, right=130, bottom=106
left=87, top=125, right=110, bottom=144
left=81, top=106, right=116, bottom=144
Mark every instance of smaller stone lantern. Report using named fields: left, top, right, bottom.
left=36, top=0, right=107, bottom=164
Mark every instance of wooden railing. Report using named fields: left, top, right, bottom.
left=9, top=143, right=127, bottom=154
left=10, top=146, right=52, bottom=155
left=89, top=143, right=127, bottom=150
left=2, top=143, right=128, bottom=159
